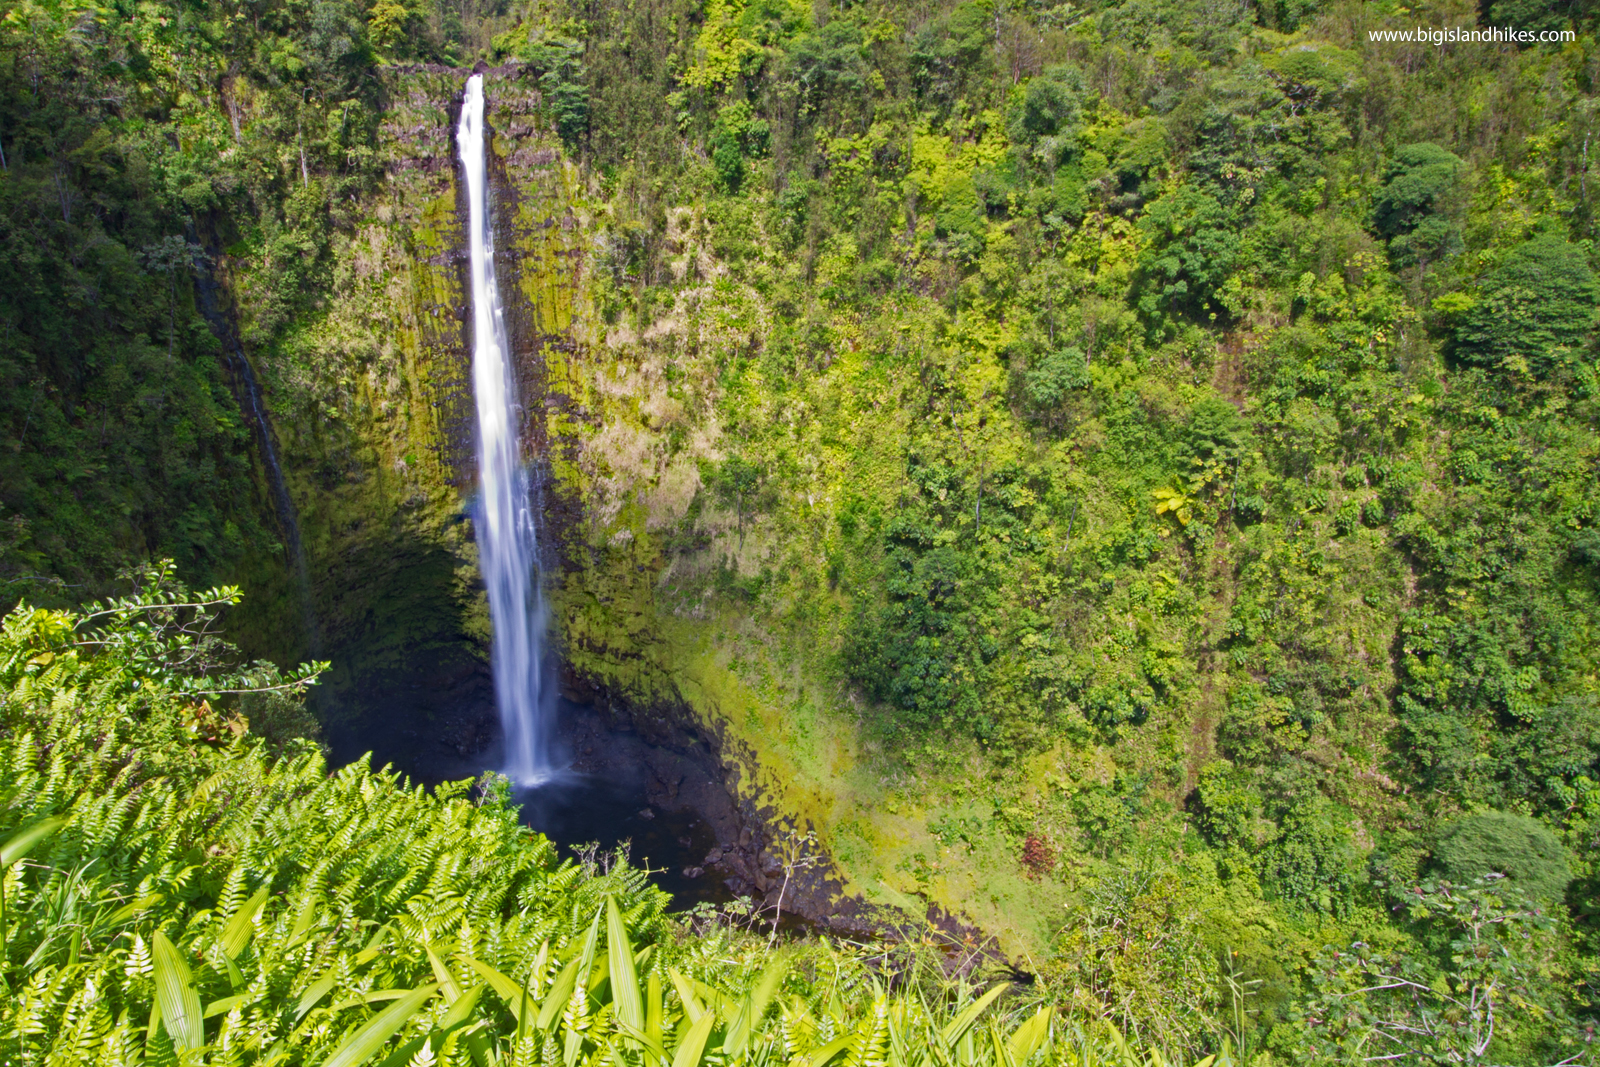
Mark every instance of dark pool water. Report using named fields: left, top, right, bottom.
left=329, top=689, right=737, bottom=909
left=511, top=775, right=733, bottom=905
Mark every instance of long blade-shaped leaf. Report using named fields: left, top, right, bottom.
left=221, top=886, right=271, bottom=960
left=152, top=931, right=204, bottom=1050
left=439, top=984, right=484, bottom=1031
left=318, top=984, right=437, bottom=1067
left=428, top=946, right=464, bottom=1004
left=614, top=1018, right=668, bottom=1064
left=723, top=950, right=791, bottom=1056
left=297, top=976, right=339, bottom=1022
left=986, top=1018, right=1009, bottom=1067
left=606, top=897, right=644, bottom=1033
left=808, top=1031, right=856, bottom=1067
left=535, top=956, right=583, bottom=1031
left=468, top=959, right=525, bottom=1022
left=1004, top=1007, right=1051, bottom=1066
left=669, top=969, right=704, bottom=1024
left=670, top=1008, right=718, bottom=1067
left=646, top=970, right=663, bottom=1048
left=206, top=993, right=252, bottom=1019
left=0, top=816, right=65, bottom=866
left=938, top=984, right=1009, bottom=1047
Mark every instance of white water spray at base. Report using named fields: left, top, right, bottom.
left=459, top=73, right=554, bottom=785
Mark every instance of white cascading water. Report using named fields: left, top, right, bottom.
left=458, top=74, right=553, bottom=785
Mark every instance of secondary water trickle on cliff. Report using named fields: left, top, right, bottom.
left=459, top=73, right=554, bottom=785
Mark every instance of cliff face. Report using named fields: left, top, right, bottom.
left=222, top=64, right=963, bottom=944
left=226, top=68, right=485, bottom=752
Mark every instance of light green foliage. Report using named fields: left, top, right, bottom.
left=545, top=0, right=1600, bottom=1051
left=1045, top=858, right=1223, bottom=1056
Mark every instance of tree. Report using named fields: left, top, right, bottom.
left=787, top=20, right=868, bottom=116
left=1009, top=65, right=1084, bottom=166
left=1022, top=346, right=1088, bottom=431
left=1374, top=144, right=1464, bottom=239
left=1452, top=234, right=1599, bottom=378
left=1045, top=857, right=1223, bottom=1057
left=705, top=453, right=766, bottom=549
left=1136, top=185, right=1242, bottom=326
left=1432, top=811, right=1572, bottom=905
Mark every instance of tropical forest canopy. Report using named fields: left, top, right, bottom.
left=3, top=0, right=1600, bottom=1062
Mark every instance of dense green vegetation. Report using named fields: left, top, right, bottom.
left=0, top=580, right=1239, bottom=1066
left=546, top=0, right=1600, bottom=1058
left=6, top=0, right=1600, bottom=1060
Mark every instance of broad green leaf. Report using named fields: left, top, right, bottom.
left=669, top=968, right=704, bottom=1024
left=687, top=974, right=738, bottom=1022
left=938, top=984, right=1008, bottom=1047
left=0, top=816, right=65, bottom=866
left=586, top=952, right=611, bottom=994
left=723, top=950, right=790, bottom=1056
left=646, top=970, right=663, bottom=1047
left=809, top=1031, right=856, bottom=1067
left=296, top=976, right=339, bottom=1022
left=152, top=931, right=204, bottom=1050
left=468, top=959, right=525, bottom=1021
left=106, top=892, right=164, bottom=926
left=428, top=945, right=464, bottom=1004
left=606, top=896, right=644, bottom=1033
left=221, top=885, right=271, bottom=959
left=986, top=1017, right=1009, bottom=1067
left=1004, top=1006, right=1051, bottom=1066
left=535, top=955, right=582, bottom=1031
left=671, top=1007, right=718, bottom=1067
left=563, top=913, right=602, bottom=1067
left=613, top=1018, right=668, bottom=1064
left=330, top=989, right=418, bottom=1011
left=439, top=984, right=484, bottom=1030
left=318, top=984, right=437, bottom=1067
left=206, top=993, right=252, bottom=1019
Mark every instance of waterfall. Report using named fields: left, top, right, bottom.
left=459, top=74, right=554, bottom=785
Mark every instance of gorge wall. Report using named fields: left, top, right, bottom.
left=220, top=64, right=940, bottom=945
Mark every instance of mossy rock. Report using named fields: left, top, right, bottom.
left=1431, top=810, right=1571, bottom=903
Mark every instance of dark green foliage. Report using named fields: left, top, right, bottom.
left=531, top=39, right=591, bottom=150
left=1260, top=797, right=1357, bottom=915
left=1023, top=347, right=1089, bottom=428
left=1373, top=144, right=1464, bottom=239
left=1452, top=234, right=1599, bottom=378
left=1009, top=65, right=1084, bottom=162
left=849, top=521, right=989, bottom=734
left=1298, top=881, right=1574, bottom=1064
left=1488, top=0, right=1575, bottom=34
left=908, top=1, right=996, bottom=111
left=703, top=453, right=767, bottom=546
left=710, top=103, right=770, bottom=194
left=1432, top=810, right=1572, bottom=903
left=788, top=21, right=870, bottom=114
left=936, top=171, right=989, bottom=259
left=1137, top=186, right=1241, bottom=325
